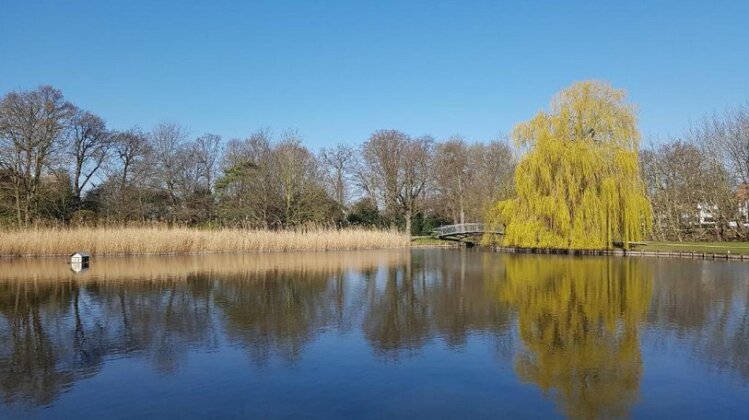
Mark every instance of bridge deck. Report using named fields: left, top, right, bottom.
left=433, top=223, right=504, bottom=243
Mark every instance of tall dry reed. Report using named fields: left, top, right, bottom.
left=0, top=227, right=410, bottom=257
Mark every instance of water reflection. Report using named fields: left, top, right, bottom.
left=363, top=251, right=512, bottom=359
left=0, top=250, right=747, bottom=418
left=647, top=260, right=749, bottom=381
left=216, top=270, right=343, bottom=365
left=497, top=257, right=652, bottom=419
left=0, top=281, right=79, bottom=406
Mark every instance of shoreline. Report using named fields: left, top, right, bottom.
left=0, top=246, right=413, bottom=259
left=492, top=246, right=749, bottom=261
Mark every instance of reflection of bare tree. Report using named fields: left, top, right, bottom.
left=363, top=265, right=431, bottom=358
left=497, top=257, right=653, bottom=419
left=648, top=262, right=737, bottom=331
left=0, top=251, right=407, bottom=407
left=702, top=297, right=749, bottom=381
left=0, top=277, right=218, bottom=406
left=214, top=269, right=345, bottom=365
left=431, top=251, right=512, bottom=348
left=10, top=250, right=747, bottom=415
left=362, top=251, right=514, bottom=359
left=647, top=261, right=749, bottom=381
left=0, top=282, right=78, bottom=406
left=87, top=276, right=217, bottom=373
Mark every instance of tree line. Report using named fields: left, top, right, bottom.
left=640, top=103, right=749, bottom=241
left=0, top=85, right=515, bottom=233
left=490, top=80, right=749, bottom=247
left=4, top=84, right=747, bottom=240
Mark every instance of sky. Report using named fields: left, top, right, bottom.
left=1, top=0, right=748, bottom=150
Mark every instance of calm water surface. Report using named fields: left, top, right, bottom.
left=0, top=249, right=748, bottom=419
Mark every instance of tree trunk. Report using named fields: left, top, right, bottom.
left=459, top=195, right=465, bottom=225
left=14, top=182, right=22, bottom=226
left=405, top=208, right=412, bottom=236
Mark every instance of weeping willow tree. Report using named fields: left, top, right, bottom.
left=491, top=81, right=652, bottom=249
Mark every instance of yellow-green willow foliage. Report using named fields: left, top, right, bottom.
left=495, top=256, right=653, bottom=419
left=491, top=81, right=652, bottom=249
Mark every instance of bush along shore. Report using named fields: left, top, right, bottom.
left=0, top=227, right=410, bottom=257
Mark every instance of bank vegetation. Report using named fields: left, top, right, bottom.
left=0, top=86, right=515, bottom=238
left=1, top=84, right=748, bottom=250
left=0, top=226, right=409, bottom=257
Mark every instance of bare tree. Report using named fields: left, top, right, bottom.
left=705, top=103, right=749, bottom=185
left=641, top=141, right=707, bottom=240
left=0, top=86, right=74, bottom=225
left=434, top=136, right=472, bottom=224
left=111, top=129, right=151, bottom=188
left=320, top=143, right=355, bottom=217
left=193, top=133, right=222, bottom=191
left=358, top=130, right=433, bottom=233
left=150, top=122, right=189, bottom=222
left=215, top=130, right=333, bottom=227
left=105, top=128, right=153, bottom=222
left=641, top=137, right=741, bottom=241
left=167, top=133, right=222, bottom=224
left=468, top=138, right=515, bottom=219
left=688, top=113, right=748, bottom=239
left=273, top=131, right=329, bottom=226
left=357, top=130, right=406, bottom=225
left=67, top=108, right=112, bottom=207
left=399, top=135, right=433, bottom=234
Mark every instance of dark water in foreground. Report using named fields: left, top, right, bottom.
left=0, top=249, right=748, bottom=419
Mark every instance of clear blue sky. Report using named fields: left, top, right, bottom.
left=2, top=0, right=748, bottom=149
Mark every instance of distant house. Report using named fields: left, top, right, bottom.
left=694, top=184, right=749, bottom=229
left=697, top=204, right=717, bottom=226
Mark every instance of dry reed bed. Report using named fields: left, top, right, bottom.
left=0, top=227, right=410, bottom=257
left=0, top=250, right=410, bottom=283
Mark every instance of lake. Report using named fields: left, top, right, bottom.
left=0, top=249, right=748, bottom=419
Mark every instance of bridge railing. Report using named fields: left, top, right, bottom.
left=433, top=223, right=486, bottom=237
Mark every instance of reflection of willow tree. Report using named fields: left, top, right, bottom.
left=498, top=257, right=652, bottom=419
left=214, top=269, right=345, bottom=365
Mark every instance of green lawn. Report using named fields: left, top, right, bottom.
left=636, top=241, right=749, bottom=255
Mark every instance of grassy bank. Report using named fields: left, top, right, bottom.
left=490, top=239, right=749, bottom=258
left=636, top=241, right=749, bottom=255
left=410, top=236, right=460, bottom=247
left=0, top=227, right=410, bottom=257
